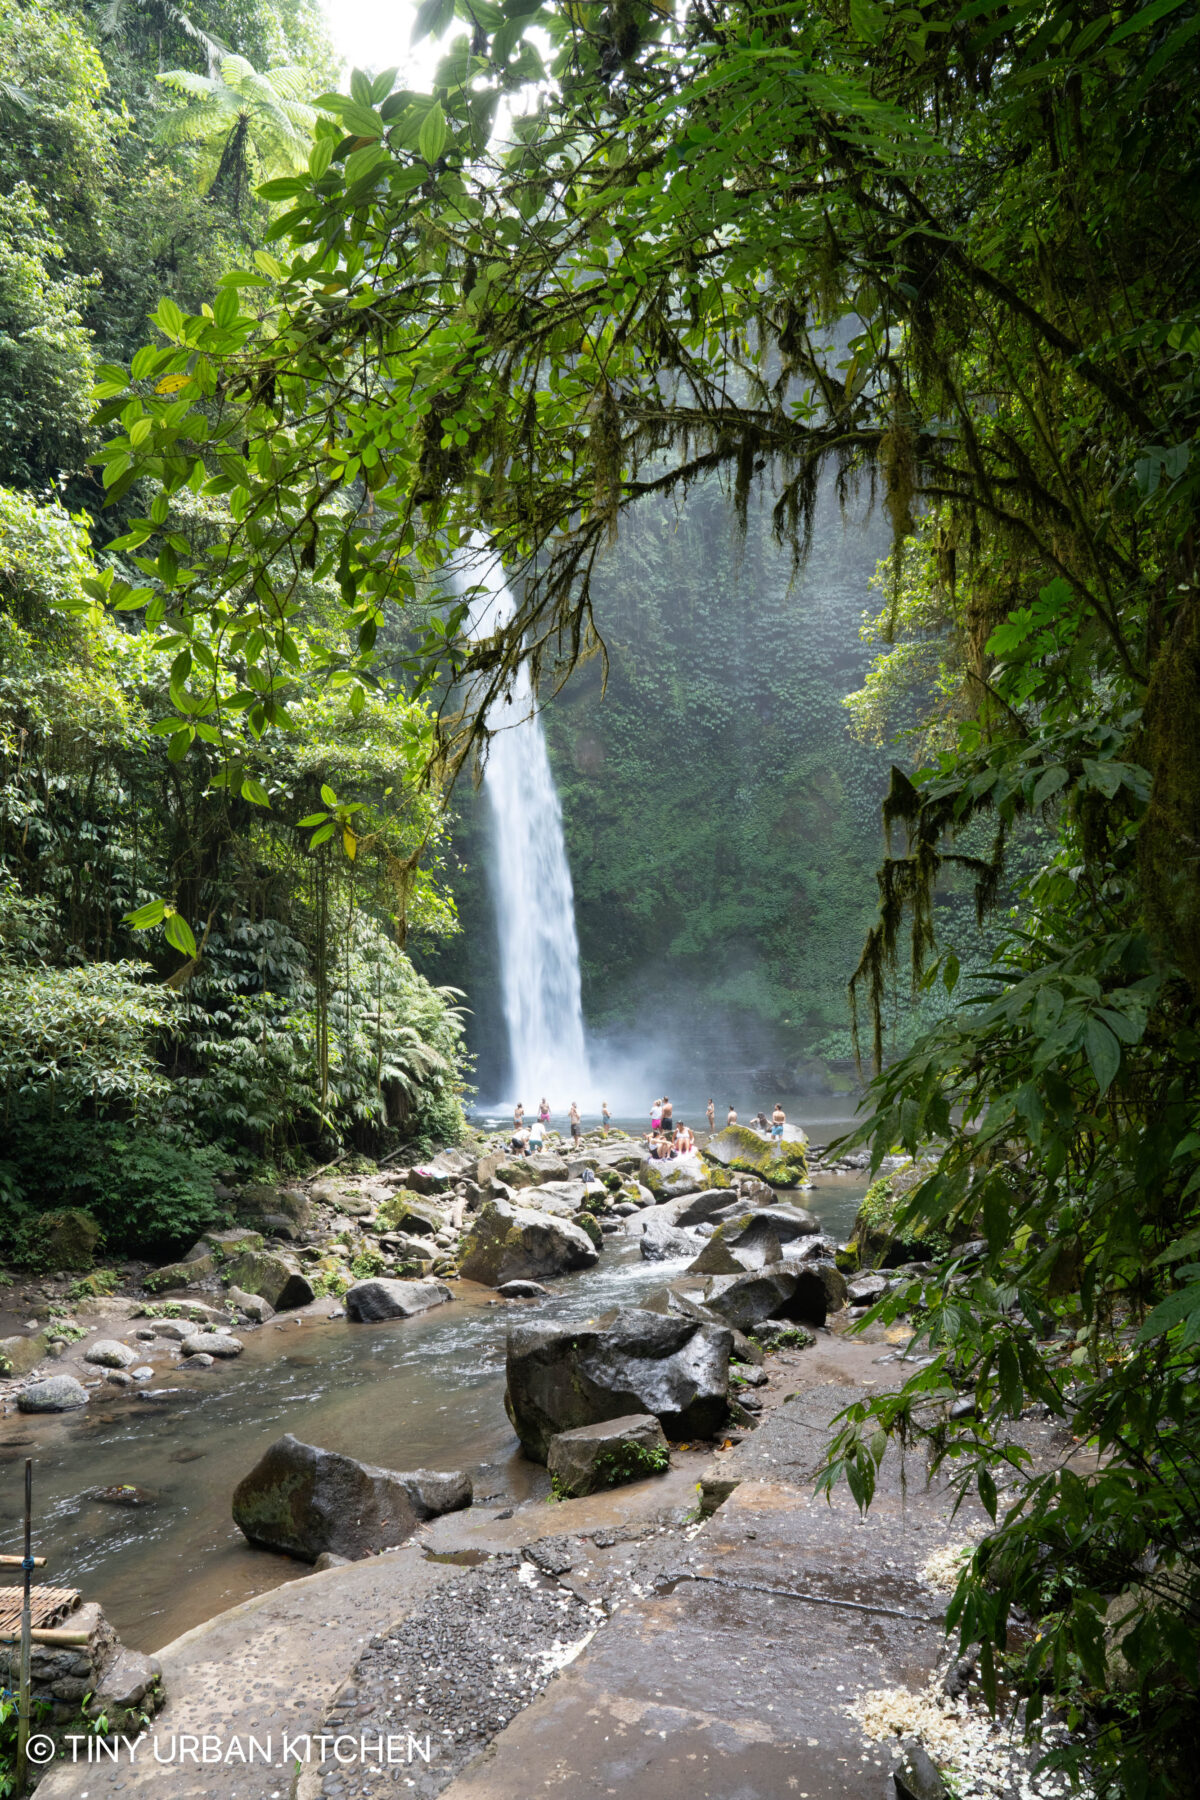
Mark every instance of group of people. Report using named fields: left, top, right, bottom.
left=704, top=1098, right=788, bottom=1139
left=505, top=1092, right=789, bottom=1159
left=510, top=1096, right=598, bottom=1153
left=646, top=1096, right=696, bottom=1160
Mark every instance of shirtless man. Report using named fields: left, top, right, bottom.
left=727, top=1104, right=738, bottom=1127
left=569, top=1100, right=582, bottom=1143
left=771, top=1103, right=786, bottom=1140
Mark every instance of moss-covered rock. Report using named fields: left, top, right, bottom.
left=702, top=1125, right=809, bottom=1187
left=494, top=1161, right=537, bottom=1189
left=144, top=1253, right=216, bottom=1293
left=572, top=1211, right=604, bottom=1250
left=458, top=1199, right=598, bottom=1287
left=17, top=1208, right=101, bottom=1272
left=547, top=1414, right=670, bottom=1498
left=221, top=1250, right=315, bottom=1311
left=0, top=1332, right=48, bottom=1376
left=850, top=1176, right=944, bottom=1269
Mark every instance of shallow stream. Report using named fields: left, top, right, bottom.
left=0, top=1174, right=867, bottom=1653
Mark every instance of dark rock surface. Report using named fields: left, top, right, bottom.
left=458, top=1199, right=599, bottom=1286
left=232, top=1434, right=472, bottom=1561
left=344, top=1278, right=452, bottom=1321
left=547, top=1414, right=669, bottom=1498
left=220, top=1250, right=314, bottom=1311
left=505, top=1307, right=732, bottom=1460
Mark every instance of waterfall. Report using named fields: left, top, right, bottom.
left=467, top=557, right=591, bottom=1112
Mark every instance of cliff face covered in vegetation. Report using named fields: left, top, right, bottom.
left=0, top=0, right=469, bottom=1264
left=427, top=477, right=904, bottom=1094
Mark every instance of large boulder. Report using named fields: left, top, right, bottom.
left=655, top=1156, right=711, bottom=1201
left=377, top=1196, right=445, bottom=1238
left=505, top=1307, right=732, bottom=1460
left=672, top=1188, right=740, bottom=1227
left=686, top=1234, right=749, bottom=1276
left=179, top=1331, right=243, bottom=1358
left=144, top=1253, right=216, bottom=1293
left=526, top=1154, right=572, bottom=1183
left=18, top=1375, right=88, bottom=1413
left=19, top=1208, right=102, bottom=1272
left=638, top=1207, right=700, bottom=1262
left=0, top=1332, right=47, bottom=1376
left=221, top=1250, right=314, bottom=1312
left=232, top=1434, right=471, bottom=1561
left=523, top=1180, right=590, bottom=1216
left=722, top=1208, right=821, bottom=1269
left=703, top=1124, right=809, bottom=1187
left=344, top=1278, right=452, bottom=1321
left=458, top=1199, right=598, bottom=1287
left=703, top=1260, right=848, bottom=1330
left=84, top=1340, right=138, bottom=1370
left=547, top=1414, right=670, bottom=1498
left=238, top=1183, right=311, bottom=1228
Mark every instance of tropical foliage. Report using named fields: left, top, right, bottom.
left=0, top=0, right=469, bottom=1267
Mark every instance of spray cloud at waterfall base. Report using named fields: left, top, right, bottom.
left=467, top=553, right=592, bottom=1113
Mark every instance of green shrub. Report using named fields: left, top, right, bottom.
left=0, top=1118, right=226, bottom=1260
left=68, top=1268, right=119, bottom=1300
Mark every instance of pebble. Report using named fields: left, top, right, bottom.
left=311, top=1560, right=597, bottom=1799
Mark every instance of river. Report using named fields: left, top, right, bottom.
left=0, top=1172, right=868, bottom=1654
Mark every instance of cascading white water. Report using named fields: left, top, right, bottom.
left=468, top=558, right=591, bottom=1112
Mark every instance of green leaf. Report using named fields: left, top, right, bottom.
left=125, top=899, right=167, bottom=930
left=164, top=911, right=198, bottom=957
left=418, top=101, right=448, bottom=164
left=154, top=297, right=185, bottom=339
left=240, top=777, right=272, bottom=806
left=1083, top=1017, right=1121, bottom=1094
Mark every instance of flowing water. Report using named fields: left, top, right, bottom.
left=0, top=1177, right=867, bottom=1654
left=468, top=556, right=591, bottom=1112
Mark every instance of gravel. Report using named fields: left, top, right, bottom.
left=313, top=1553, right=603, bottom=1798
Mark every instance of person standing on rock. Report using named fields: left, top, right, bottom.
left=660, top=1096, right=674, bottom=1134
left=528, top=1115, right=545, bottom=1153
left=771, top=1103, right=786, bottom=1141
left=601, top=1100, right=611, bottom=1135
left=569, top=1100, right=582, bottom=1143
left=538, top=1096, right=550, bottom=1125
left=513, top=1101, right=524, bottom=1130
left=650, top=1098, right=662, bottom=1133
left=706, top=1098, right=716, bottom=1132
left=727, top=1103, right=738, bottom=1126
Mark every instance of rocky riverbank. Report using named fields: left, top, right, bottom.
left=28, top=1312, right=1087, bottom=1800
left=0, top=1123, right=888, bottom=1418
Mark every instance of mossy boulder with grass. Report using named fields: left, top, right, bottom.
left=144, top=1253, right=217, bottom=1293
left=850, top=1176, right=945, bottom=1269
left=15, top=1208, right=101, bottom=1273
left=547, top=1414, right=670, bottom=1498
left=572, top=1211, right=604, bottom=1250
left=702, top=1125, right=809, bottom=1187
left=458, top=1198, right=598, bottom=1287
left=221, top=1249, right=315, bottom=1311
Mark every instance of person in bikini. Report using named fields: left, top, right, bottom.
left=706, top=1098, right=716, bottom=1132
